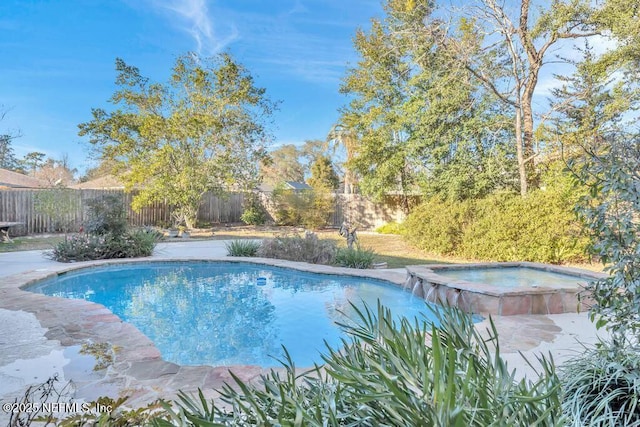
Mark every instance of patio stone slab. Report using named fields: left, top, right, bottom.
left=127, top=360, right=181, bottom=380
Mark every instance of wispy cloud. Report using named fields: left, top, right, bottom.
left=142, top=0, right=368, bottom=84
left=222, top=7, right=357, bottom=85
left=145, top=0, right=238, bottom=55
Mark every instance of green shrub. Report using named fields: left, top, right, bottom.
left=334, top=246, right=376, bottom=269
left=240, top=193, right=268, bottom=225
left=403, top=169, right=590, bottom=263
left=560, top=341, right=640, bottom=426
left=33, top=187, right=81, bottom=234
left=271, top=188, right=334, bottom=229
left=160, top=303, right=563, bottom=426
left=257, top=232, right=337, bottom=264
left=375, top=221, right=405, bottom=234
left=48, top=234, right=105, bottom=262
left=403, top=197, right=474, bottom=255
left=115, top=228, right=158, bottom=257
left=225, top=239, right=261, bottom=257
left=84, top=194, right=128, bottom=236
left=459, top=175, right=589, bottom=263
left=48, top=228, right=158, bottom=262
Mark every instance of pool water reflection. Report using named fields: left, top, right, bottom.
left=28, top=262, right=434, bottom=367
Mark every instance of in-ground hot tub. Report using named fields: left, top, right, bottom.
left=405, top=262, right=606, bottom=316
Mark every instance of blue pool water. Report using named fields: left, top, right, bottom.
left=28, top=262, right=434, bottom=367
left=435, top=267, right=585, bottom=289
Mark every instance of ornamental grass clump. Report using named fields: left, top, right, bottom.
left=225, top=239, right=261, bottom=257
left=334, top=246, right=376, bottom=269
left=160, top=303, right=563, bottom=426
left=560, top=342, right=640, bottom=426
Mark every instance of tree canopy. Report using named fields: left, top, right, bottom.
left=339, top=0, right=634, bottom=200
left=307, top=155, right=340, bottom=190
left=79, top=53, right=276, bottom=228
left=340, top=0, right=519, bottom=206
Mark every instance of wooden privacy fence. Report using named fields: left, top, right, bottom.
left=0, top=189, right=417, bottom=235
left=330, top=194, right=420, bottom=229
left=0, top=189, right=245, bottom=235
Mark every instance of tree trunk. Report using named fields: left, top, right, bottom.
left=344, top=171, right=351, bottom=194
left=515, top=105, right=528, bottom=196
left=521, top=87, right=538, bottom=191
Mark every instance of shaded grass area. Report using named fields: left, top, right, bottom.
left=0, top=235, right=65, bottom=252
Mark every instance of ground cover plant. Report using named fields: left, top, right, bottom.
left=560, top=342, right=640, bottom=426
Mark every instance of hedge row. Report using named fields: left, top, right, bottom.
left=403, top=173, right=590, bottom=264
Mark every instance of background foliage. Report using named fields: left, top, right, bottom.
left=404, top=165, right=590, bottom=264
left=270, top=187, right=335, bottom=230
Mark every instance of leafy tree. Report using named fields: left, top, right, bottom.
left=341, top=1, right=517, bottom=205
left=260, top=144, right=305, bottom=186
left=79, top=53, right=276, bottom=228
left=261, top=140, right=336, bottom=187
left=340, top=8, right=422, bottom=212
left=79, top=158, right=119, bottom=182
left=594, top=0, right=640, bottom=65
left=428, top=0, right=599, bottom=194
left=0, top=134, right=19, bottom=170
left=299, top=139, right=329, bottom=165
left=554, top=42, right=638, bottom=147
left=21, top=151, right=46, bottom=174
left=307, top=155, right=339, bottom=190
left=327, top=124, right=359, bottom=194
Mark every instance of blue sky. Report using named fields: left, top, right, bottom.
left=1, top=0, right=383, bottom=174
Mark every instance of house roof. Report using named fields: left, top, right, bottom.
left=70, top=175, right=125, bottom=189
left=0, top=168, right=49, bottom=189
left=256, top=181, right=312, bottom=192
left=285, top=181, right=312, bottom=190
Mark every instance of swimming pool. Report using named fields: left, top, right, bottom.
left=27, top=261, right=433, bottom=367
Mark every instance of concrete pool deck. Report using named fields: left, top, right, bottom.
left=0, top=240, right=608, bottom=421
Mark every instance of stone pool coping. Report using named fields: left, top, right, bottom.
left=406, top=261, right=607, bottom=316
left=0, top=256, right=407, bottom=408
